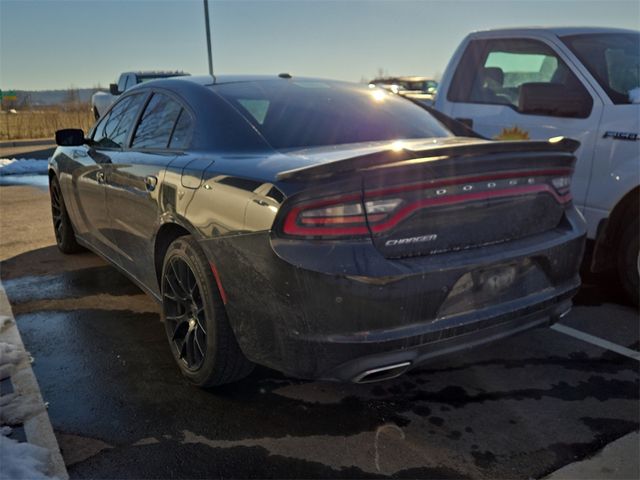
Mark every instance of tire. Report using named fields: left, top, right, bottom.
left=161, top=236, right=254, bottom=387
left=617, top=216, right=639, bottom=307
left=92, top=106, right=100, bottom=120
left=49, top=176, right=83, bottom=254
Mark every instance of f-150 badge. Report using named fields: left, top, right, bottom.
left=603, top=131, right=639, bottom=141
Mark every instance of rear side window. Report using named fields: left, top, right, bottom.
left=168, top=110, right=194, bottom=149
left=132, top=93, right=183, bottom=149
left=563, top=33, right=640, bottom=104
left=92, top=93, right=146, bottom=149
left=449, top=38, right=592, bottom=117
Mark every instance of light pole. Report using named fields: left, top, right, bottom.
left=203, top=0, right=214, bottom=80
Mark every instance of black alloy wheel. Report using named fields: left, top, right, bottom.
left=161, top=236, right=254, bottom=387
left=163, top=256, right=208, bottom=370
left=50, top=179, right=64, bottom=242
left=49, top=176, right=82, bottom=254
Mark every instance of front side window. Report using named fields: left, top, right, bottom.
left=450, top=38, right=593, bottom=117
left=562, top=33, right=640, bottom=104
left=92, top=93, right=146, bottom=149
left=131, top=93, right=183, bottom=149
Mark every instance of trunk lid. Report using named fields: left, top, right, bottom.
left=277, top=137, right=578, bottom=258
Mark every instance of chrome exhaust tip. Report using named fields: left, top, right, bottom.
left=352, top=361, right=411, bottom=384
left=559, top=308, right=572, bottom=318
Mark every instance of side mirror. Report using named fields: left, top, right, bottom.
left=518, top=83, right=592, bottom=118
left=109, top=83, right=120, bottom=95
left=55, top=128, right=86, bottom=146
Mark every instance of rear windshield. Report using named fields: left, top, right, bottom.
left=562, top=33, right=640, bottom=104
left=213, top=80, right=451, bottom=150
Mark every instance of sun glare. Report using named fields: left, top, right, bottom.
left=370, top=89, right=386, bottom=102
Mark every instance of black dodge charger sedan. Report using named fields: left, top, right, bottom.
left=50, top=75, right=586, bottom=386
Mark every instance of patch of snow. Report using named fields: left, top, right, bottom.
left=0, top=434, right=54, bottom=480
left=0, top=158, right=49, bottom=176
left=0, top=315, right=13, bottom=328
left=0, top=393, right=44, bottom=425
left=0, top=341, right=27, bottom=366
left=629, top=87, right=640, bottom=104
left=0, top=342, right=26, bottom=380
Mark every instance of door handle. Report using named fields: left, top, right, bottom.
left=252, top=199, right=269, bottom=207
left=145, top=176, right=158, bottom=192
left=96, top=171, right=105, bottom=184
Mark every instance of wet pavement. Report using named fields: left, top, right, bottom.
left=1, top=183, right=639, bottom=479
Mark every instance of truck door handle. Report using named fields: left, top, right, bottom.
left=145, top=176, right=158, bottom=192
left=96, top=171, right=105, bottom=184
left=252, top=199, right=269, bottom=207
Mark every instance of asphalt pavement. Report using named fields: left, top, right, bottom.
left=0, top=177, right=638, bottom=479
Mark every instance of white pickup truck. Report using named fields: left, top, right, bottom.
left=91, top=71, right=189, bottom=119
left=435, top=27, right=639, bottom=305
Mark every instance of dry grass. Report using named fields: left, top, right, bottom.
left=0, top=106, right=94, bottom=140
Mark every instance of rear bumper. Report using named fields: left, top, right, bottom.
left=199, top=208, right=585, bottom=381
left=319, top=289, right=575, bottom=382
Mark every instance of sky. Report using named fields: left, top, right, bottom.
left=1, top=0, right=639, bottom=91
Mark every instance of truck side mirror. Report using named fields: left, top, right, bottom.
left=55, top=128, right=86, bottom=147
left=109, top=83, right=120, bottom=95
left=518, top=83, right=592, bottom=118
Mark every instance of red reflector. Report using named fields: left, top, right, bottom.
left=210, top=263, right=228, bottom=305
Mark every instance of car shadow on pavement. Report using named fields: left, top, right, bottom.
left=1, top=245, right=107, bottom=281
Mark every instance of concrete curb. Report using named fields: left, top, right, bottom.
left=0, top=281, right=69, bottom=480
left=544, top=431, right=640, bottom=480
left=0, top=139, right=54, bottom=148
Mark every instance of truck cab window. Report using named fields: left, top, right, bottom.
left=457, top=39, right=592, bottom=117
left=562, top=33, right=640, bottom=105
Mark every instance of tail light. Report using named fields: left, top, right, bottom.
left=281, top=169, right=573, bottom=239
left=283, top=194, right=403, bottom=237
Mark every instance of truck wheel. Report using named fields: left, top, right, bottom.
left=92, top=106, right=100, bottom=120
left=161, top=236, right=254, bottom=387
left=49, top=176, right=83, bottom=254
left=618, top=216, right=639, bottom=307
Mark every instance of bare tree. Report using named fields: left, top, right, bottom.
left=64, top=87, right=81, bottom=111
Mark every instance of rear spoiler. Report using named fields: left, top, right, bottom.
left=276, top=137, right=580, bottom=182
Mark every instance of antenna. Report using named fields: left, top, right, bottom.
left=203, top=0, right=215, bottom=82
